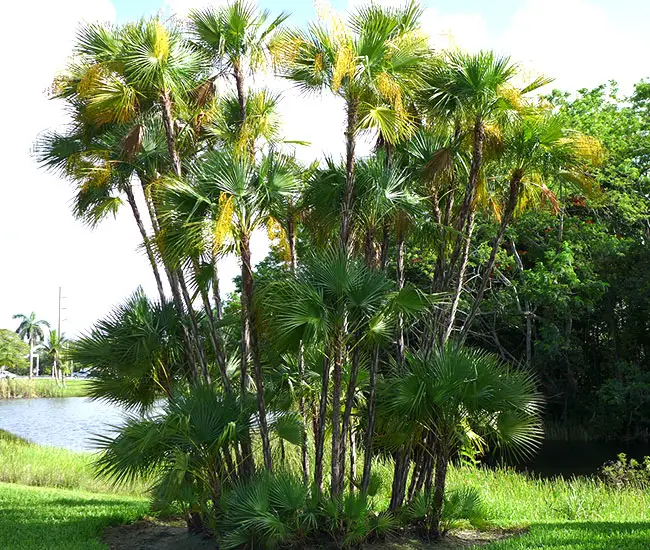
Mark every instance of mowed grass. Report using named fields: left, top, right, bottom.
left=0, top=482, right=148, bottom=550
left=0, top=429, right=148, bottom=496
left=0, top=378, right=89, bottom=399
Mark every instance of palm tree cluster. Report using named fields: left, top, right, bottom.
left=12, top=312, right=67, bottom=381
left=37, top=1, right=601, bottom=544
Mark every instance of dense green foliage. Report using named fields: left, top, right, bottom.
left=453, top=82, right=650, bottom=440
left=0, top=329, right=29, bottom=374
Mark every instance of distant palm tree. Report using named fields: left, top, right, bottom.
left=40, top=330, right=68, bottom=385
left=13, top=313, right=50, bottom=378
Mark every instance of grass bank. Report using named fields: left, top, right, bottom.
left=0, top=378, right=89, bottom=399
left=0, top=429, right=147, bottom=496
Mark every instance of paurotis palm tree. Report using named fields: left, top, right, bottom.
left=40, top=329, right=68, bottom=385
left=418, top=50, right=552, bottom=343
left=13, top=313, right=50, bottom=378
left=189, top=0, right=288, bottom=135
left=458, top=114, right=603, bottom=340
left=157, top=149, right=300, bottom=472
left=378, top=344, right=543, bottom=539
left=276, top=1, right=429, bottom=248
left=71, top=289, right=190, bottom=414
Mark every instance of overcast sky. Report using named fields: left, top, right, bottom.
left=1, top=0, right=649, bottom=336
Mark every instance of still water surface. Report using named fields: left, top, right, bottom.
left=1, top=397, right=649, bottom=476
left=0, top=397, right=127, bottom=451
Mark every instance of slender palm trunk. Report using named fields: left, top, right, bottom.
left=339, top=340, right=361, bottom=495
left=240, top=233, right=273, bottom=471
left=361, top=345, right=379, bottom=493
left=341, top=98, right=359, bottom=249
left=459, top=173, right=522, bottom=342
left=157, top=92, right=205, bottom=381
left=234, top=61, right=247, bottom=126
left=314, top=355, right=331, bottom=494
left=191, top=258, right=230, bottom=392
left=330, top=331, right=344, bottom=497
left=430, top=449, right=450, bottom=540
left=124, top=185, right=166, bottom=304
left=288, top=213, right=310, bottom=485
left=442, top=118, right=486, bottom=344
left=160, top=91, right=182, bottom=178
left=211, top=255, right=224, bottom=321
left=396, top=225, right=406, bottom=367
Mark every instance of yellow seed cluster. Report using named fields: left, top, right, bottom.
left=332, top=44, right=356, bottom=91
left=314, top=52, right=324, bottom=75
left=213, top=194, right=234, bottom=252
left=376, top=72, right=406, bottom=119
left=267, top=217, right=291, bottom=263
left=571, top=134, right=605, bottom=166
left=151, top=21, right=170, bottom=63
left=497, top=84, right=525, bottom=111
left=77, top=64, right=105, bottom=98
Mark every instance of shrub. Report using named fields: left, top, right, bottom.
left=601, top=453, right=650, bottom=489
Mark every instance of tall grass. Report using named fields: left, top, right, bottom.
left=0, top=429, right=147, bottom=496
left=0, top=378, right=89, bottom=399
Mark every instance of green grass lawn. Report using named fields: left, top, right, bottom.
left=0, top=482, right=148, bottom=550
left=0, top=378, right=89, bottom=399
left=1, top=429, right=649, bottom=549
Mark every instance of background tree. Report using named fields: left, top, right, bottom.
left=0, top=329, right=30, bottom=375
left=13, top=313, right=50, bottom=378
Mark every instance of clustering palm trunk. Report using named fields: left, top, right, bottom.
left=442, top=118, right=486, bottom=344
left=341, top=98, right=359, bottom=249
left=240, top=233, right=273, bottom=471
left=124, top=185, right=166, bottom=304
left=459, top=172, right=523, bottom=341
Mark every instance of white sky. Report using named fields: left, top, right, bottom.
left=1, top=0, right=649, bottom=336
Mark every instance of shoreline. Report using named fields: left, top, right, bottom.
left=0, top=379, right=89, bottom=399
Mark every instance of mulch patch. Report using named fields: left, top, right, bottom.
left=104, top=520, right=526, bottom=549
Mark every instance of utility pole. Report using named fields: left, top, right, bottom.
left=58, top=286, right=62, bottom=338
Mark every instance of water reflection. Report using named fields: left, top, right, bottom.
left=0, top=397, right=131, bottom=451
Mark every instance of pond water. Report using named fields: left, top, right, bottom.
left=1, top=397, right=649, bottom=476
left=0, top=397, right=128, bottom=451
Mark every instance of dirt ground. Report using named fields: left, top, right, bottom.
left=103, top=520, right=525, bottom=549
left=103, top=519, right=217, bottom=550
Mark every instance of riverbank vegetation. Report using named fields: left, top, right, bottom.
left=0, top=379, right=89, bottom=399
left=28, top=0, right=650, bottom=547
